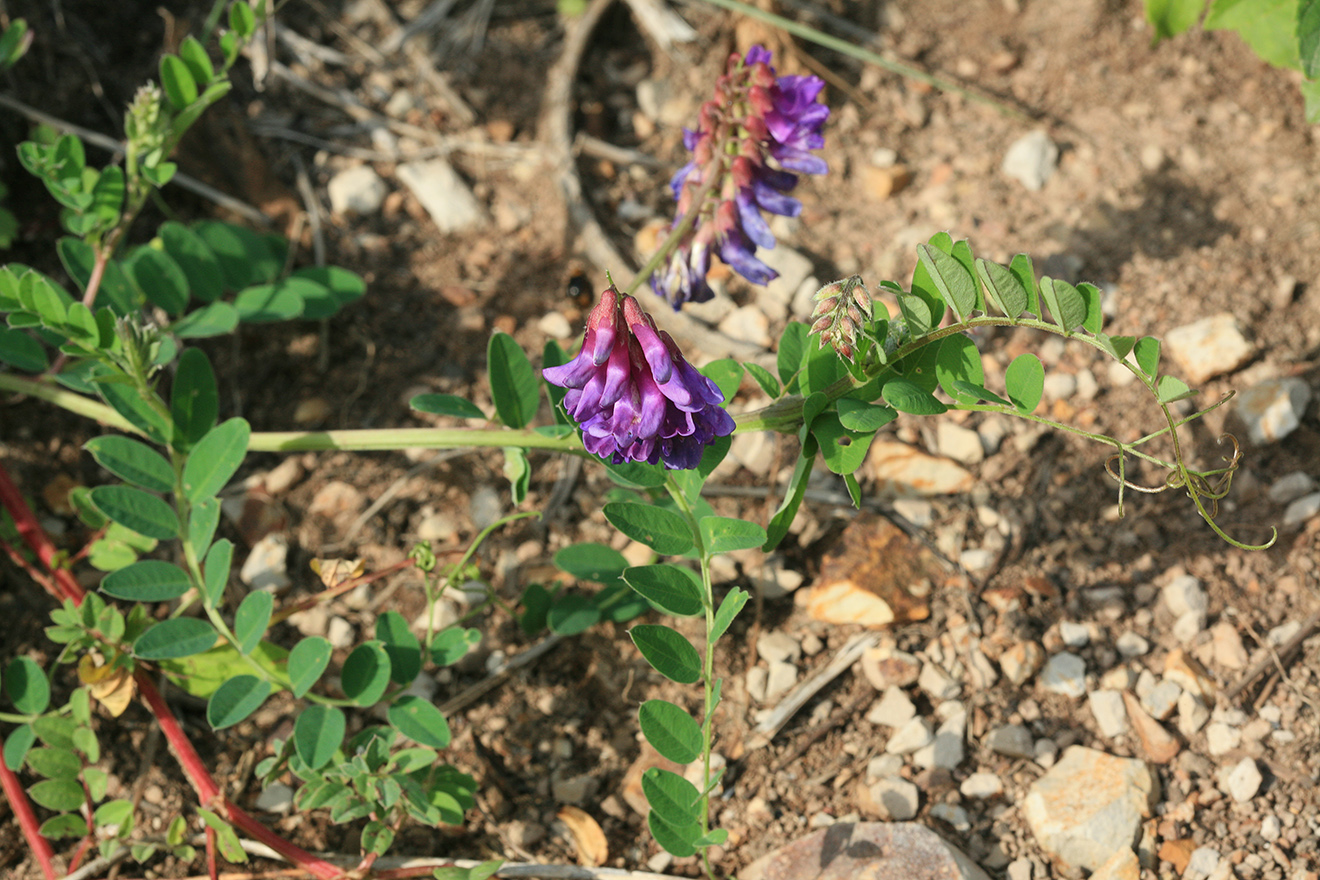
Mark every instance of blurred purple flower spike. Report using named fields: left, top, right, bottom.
left=651, top=46, right=829, bottom=309
left=543, top=285, right=735, bottom=470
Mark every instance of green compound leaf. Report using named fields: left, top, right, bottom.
left=101, top=560, right=191, bottom=602
left=1039, top=276, right=1087, bottom=334
left=1133, top=336, right=1161, bottom=378
left=288, top=637, right=332, bottom=698
left=547, top=594, right=600, bottom=635
left=777, top=321, right=810, bottom=388
left=918, top=243, right=979, bottom=322
left=641, top=766, right=702, bottom=830
left=649, top=810, right=700, bottom=858
left=976, top=258, right=1026, bottom=318
left=601, top=459, right=666, bottom=489
left=197, top=807, right=247, bottom=863
left=811, top=413, right=875, bottom=476
left=710, top=587, right=748, bottom=643
left=881, top=377, right=947, bottom=415
left=935, top=334, right=985, bottom=403
left=341, top=641, right=391, bottom=706
left=290, top=266, right=366, bottom=316
left=1302, top=0, right=1320, bottom=77
left=1157, top=374, right=1198, bottom=403
left=125, top=246, right=189, bottom=316
left=5, top=657, right=50, bottom=715
left=202, top=538, right=232, bottom=609
left=429, top=627, right=480, bottom=666
left=160, top=54, right=199, bottom=110
left=1206, top=0, right=1302, bottom=68
left=388, top=695, right=452, bottom=748
left=765, top=433, right=816, bottom=553
left=207, top=675, right=270, bottom=730
left=29, top=778, right=84, bottom=812
left=178, top=35, right=215, bottom=86
left=159, top=222, right=224, bottom=302
left=181, top=418, right=250, bottom=503
left=0, top=328, right=47, bottom=372
left=26, top=746, right=82, bottom=780
left=603, top=503, right=693, bottom=556
left=488, top=331, right=540, bottom=429
left=700, top=358, right=744, bottom=404
left=555, top=542, right=629, bottom=583
left=630, top=624, right=701, bottom=684
left=744, top=361, right=781, bottom=397
left=837, top=399, right=897, bottom=432
left=293, top=705, right=344, bottom=770
left=638, top=700, right=702, bottom=764
left=950, top=380, right=1011, bottom=407
left=172, top=301, right=239, bottom=338
left=171, top=347, right=219, bottom=448
left=623, top=564, right=704, bottom=617
left=1147, top=0, right=1208, bottom=40
left=1099, top=334, right=1137, bottom=361
left=32, top=716, right=76, bottom=750
left=1004, top=353, right=1045, bottom=415
left=234, top=591, right=273, bottom=656
left=84, top=436, right=174, bottom=494
left=193, top=221, right=282, bottom=290
left=94, top=376, right=170, bottom=443
left=376, top=611, right=422, bottom=685
left=4, top=725, right=36, bottom=770
left=362, top=821, right=395, bottom=857
left=234, top=282, right=305, bottom=323
left=409, top=393, right=486, bottom=419
left=89, top=485, right=179, bottom=539
left=699, top=516, right=767, bottom=554
left=39, top=814, right=89, bottom=841
left=1077, top=282, right=1104, bottom=334
left=134, top=618, right=218, bottom=660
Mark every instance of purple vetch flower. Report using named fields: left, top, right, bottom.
left=650, top=46, right=829, bottom=309
left=543, top=285, right=735, bottom=470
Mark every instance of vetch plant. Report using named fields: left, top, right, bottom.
left=0, top=11, right=1275, bottom=880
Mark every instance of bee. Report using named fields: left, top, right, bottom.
left=565, top=260, right=592, bottom=308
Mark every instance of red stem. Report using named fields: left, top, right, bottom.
left=0, top=461, right=346, bottom=880
left=0, top=753, right=59, bottom=880
left=208, top=825, right=218, bottom=880
left=68, top=833, right=92, bottom=872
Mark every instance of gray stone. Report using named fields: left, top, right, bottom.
left=1163, top=574, right=1208, bottom=617
left=396, top=159, right=486, bottom=233
left=508, top=820, right=546, bottom=848
left=1059, top=621, right=1090, bottom=648
left=327, top=616, right=355, bottom=649
left=239, top=533, right=291, bottom=593
left=718, top=304, right=772, bottom=347
left=914, top=710, right=965, bottom=770
left=936, top=421, right=984, bottom=465
left=1002, top=130, right=1059, bottom=191
left=551, top=772, right=597, bottom=805
left=1007, top=859, right=1033, bottom=880
left=1001, top=641, right=1045, bottom=685
left=1235, top=377, right=1311, bottom=444
left=1267, top=471, right=1316, bottom=504
left=1164, top=313, right=1254, bottom=385
left=1088, top=690, right=1128, bottom=738
left=1023, top=746, right=1159, bottom=873
left=468, top=485, right=503, bottom=531
left=765, top=660, right=798, bottom=701
left=868, top=778, right=920, bottom=821
left=1205, top=721, right=1240, bottom=756
left=1040, top=652, right=1087, bottom=698
left=866, top=754, right=904, bottom=783
left=986, top=724, right=1035, bottom=759
left=1173, top=610, right=1207, bottom=643
left=1034, top=738, right=1059, bottom=768
left=1043, top=372, right=1077, bottom=402
left=327, top=165, right=388, bottom=215
left=537, top=312, right=573, bottom=339
left=929, top=803, right=971, bottom=831
left=746, top=666, right=769, bottom=703
left=866, top=686, right=917, bottom=728
left=742, top=822, right=991, bottom=880
left=759, top=247, right=815, bottom=322
left=416, top=508, right=458, bottom=542
left=1225, top=757, right=1262, bottom=802
left=1177, top=691, right=1210, bottom=736
left=757, top=632, right=802, bottom=664
left=1142, top=680, right=1181, bottom=721
left=255, top=782, right=295, bottom=814
left=918, top=662, right=961, bottom=700
left=960, top=772, right=1004, bottom=799
left=886, top=717, right=934, bottom=755
left=1260, top=815, right=1282, bottom=842
left=1283, top=492, right=1320, bottom=528
left=1184, top=847, right=1220, bottom=880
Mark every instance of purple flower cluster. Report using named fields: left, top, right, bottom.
left=543, top=286, right=735, bottom=470
left=651, top=46, right=829, bottom=309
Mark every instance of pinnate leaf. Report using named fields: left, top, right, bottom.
left=603, top=503, right=693, bottom=555
left=133, top=618, right=217, bottom=659
left=638, top=700, right=702, bottom=764
left=388, top=695, right=452, bottom=748
left=84, top=437, right=174, bottom=494
left=293, top=705, right=344, bottom=770
left=630, top=624, right=701, bottom=683
left=1004, top=353, right=1045, bottom=415
left=207, top=675, right=270, bottom=729
left=288, top=637, right=332, bottom=698
left=623, top=564, right=704, bottom=617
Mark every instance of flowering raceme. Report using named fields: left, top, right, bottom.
left=543, top=285, right=735, bottom=470
left=651, top=46, right=829, bottom=309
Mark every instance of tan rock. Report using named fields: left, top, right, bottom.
left=867, top=441, right=975, bottom=498
left=806, top=514, right=933, bottom=627
left=1122, top=692, right=1181, bottom=764
left=859, top=164, right=914, bottom=200
left=1158, top=838, right=1196, bottom=874
left=859, top=646, right=922, bottom=690
left=742, top=822, right=990, bottom=880
left=1091, top=848, right=1140, bottom=880
left=1210, top=622, right=1249, bottom=670
left=620, top=742, right=683, bottom=817
left=1163, top=649, right=1217, bottom=699
left=1163, top=313, right=1254, bottom=385
left=1023, top=746, right=1159, bottom=873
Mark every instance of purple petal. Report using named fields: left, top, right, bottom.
left=736, top=191, right=776, bottom=249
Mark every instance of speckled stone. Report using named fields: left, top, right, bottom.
left=742, top=822, right=991, bottom=880
left=1023, top=746, right=1159, bottom=873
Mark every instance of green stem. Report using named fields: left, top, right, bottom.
left=246, top=427, right=584, bottom=453
left=0, top=373, right=139, bottom=433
